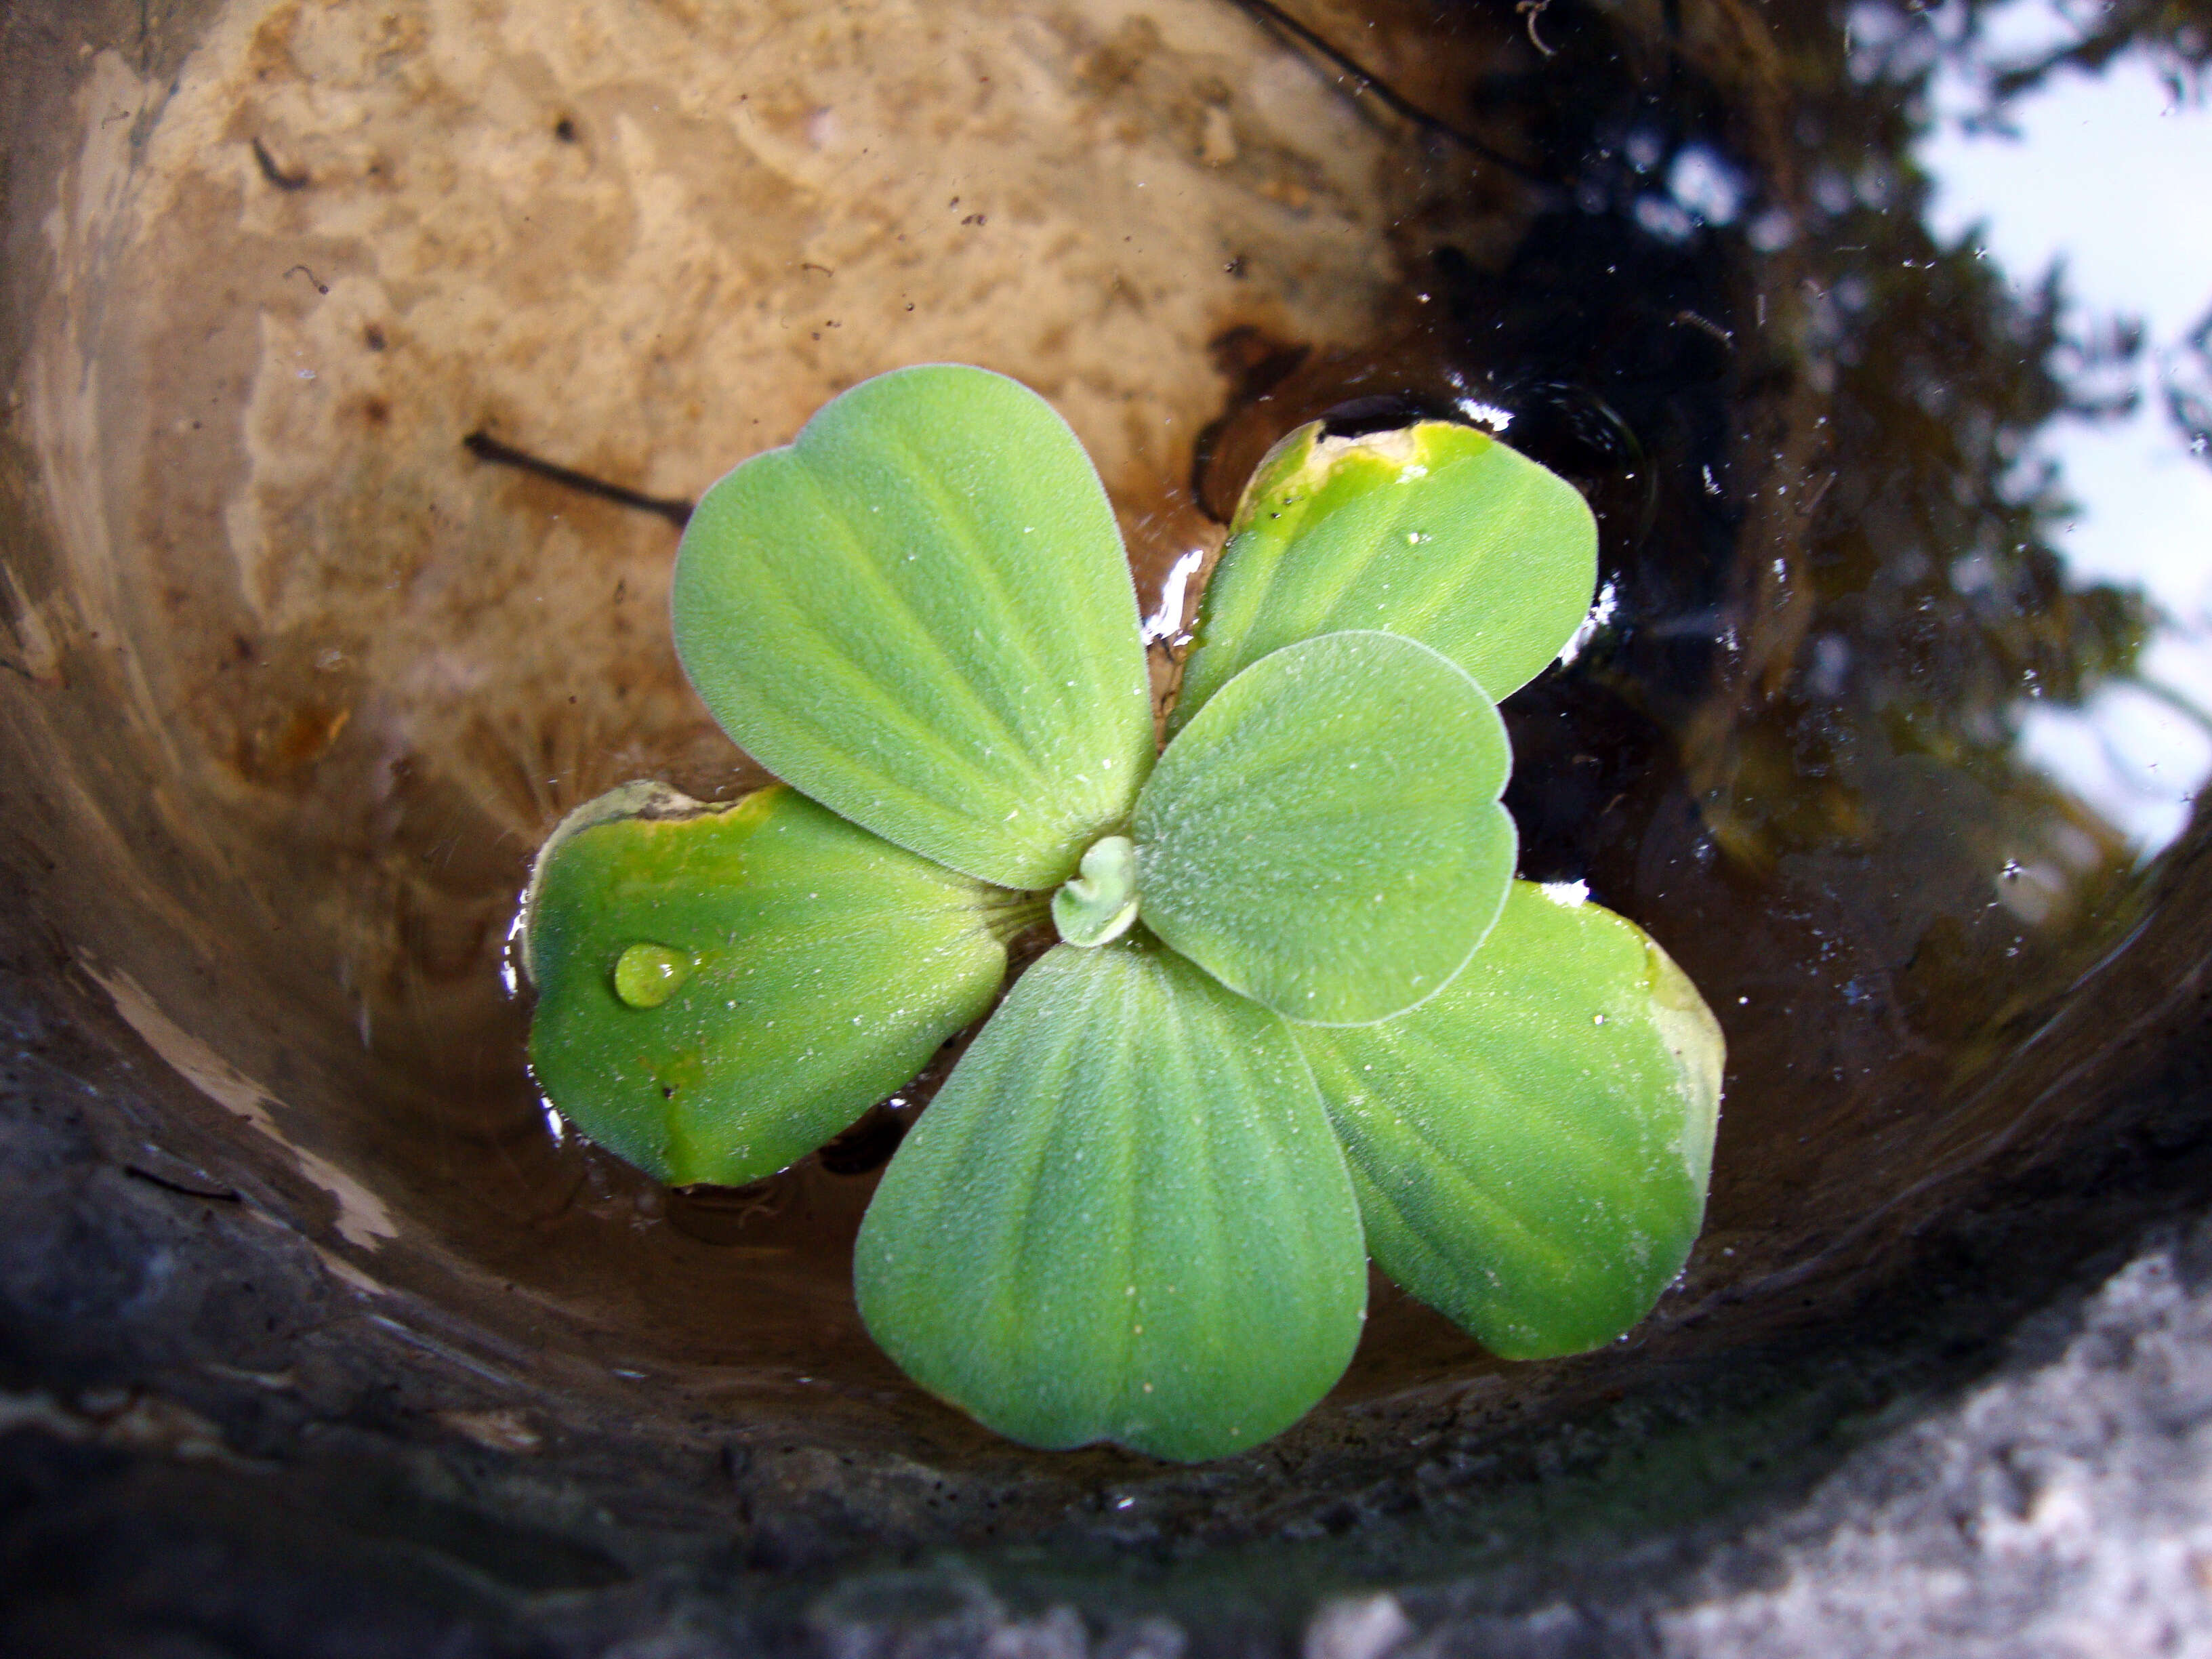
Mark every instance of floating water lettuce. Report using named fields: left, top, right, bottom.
left=520, top=365, right=1723, bottom=1461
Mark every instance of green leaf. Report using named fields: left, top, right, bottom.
left=855, top=939, right=1367, bottom=1462
left=523, top=783, right=1016, bottom=1187
left=1134, top=630, right=1515, bottom=1025
left=1171, top=421, right=1597, bottom=734
left=1294, top=881, right=1723, bottom=1359
left=672, top=365, right=1155, bottom=892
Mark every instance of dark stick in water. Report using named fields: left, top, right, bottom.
left=462, top=432, right=695, bottom=529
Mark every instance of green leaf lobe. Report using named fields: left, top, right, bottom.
left=855, top=939, right=1368, bottom=1462
left=672, top=365, right=1154, bottom=890
left=525, top=783, right=1008, bottom=1187
left=1136, top=630, right=1515, bottom=1025
left=1295, top=882, right=1723, bottom=1358
left=1173, top=421, right=1598, bottom=731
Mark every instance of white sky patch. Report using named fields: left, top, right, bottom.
left=1142, top=546, right=1208, bottom=643
left=1634, top=194, right=1698, bottom=244
left=1669, top=144, right=1744, bottom=225
left=501, top=905, right=527, bottom=996
left=1917, top=1, right=2212, bottom=852
left=1557, top=579, right=1618, bottom=668
left=2016, top=684, right=2212, bottom=853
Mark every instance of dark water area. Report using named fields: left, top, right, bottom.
left=4, top=0, right=2211, bottom=1519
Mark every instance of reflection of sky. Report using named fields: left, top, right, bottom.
left=1915, top=0, right=2212, bottom=853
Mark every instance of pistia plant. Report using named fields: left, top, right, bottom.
left=520, top=365, right=1723, bottom=1462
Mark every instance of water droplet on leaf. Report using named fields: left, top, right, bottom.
left=613, top=943, right=691, bottom=1008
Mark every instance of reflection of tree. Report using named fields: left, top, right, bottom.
left=1937, top=0, right=2212, bottom=480
left=2169, top=302, right=2212, bottom=462
left=1954, top=0, right=2212, bottom=103
left=1213, top=0, right=2157, bottom=851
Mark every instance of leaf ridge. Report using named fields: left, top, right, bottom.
left=861, top=416, right=1080, bottom=727
left=786, top=453, right=1048, bottom=779
left=1324, top=1029, right=1586, bottom=1281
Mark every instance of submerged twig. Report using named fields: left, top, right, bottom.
left=1516, top=0, right=1557, bottom=56
left=251, top=137, right=310, bottom=191
left=462, top=432, right=694, bottom=528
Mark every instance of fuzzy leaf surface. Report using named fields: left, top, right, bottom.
left=1172, top=422, right=1597, bottom=732
left=673, top=365, right=1154, bottom=890
left=525, top=783, right=1009, bottom=1187
left=855, top=939, right=1367, bottom=1462
left=1135, top=631, right=1514, bottom=1025
left=1294, top=882, right=1722, bottom=1358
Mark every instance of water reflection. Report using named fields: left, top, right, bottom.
left=1917, top=0, right=2212, bottom=851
